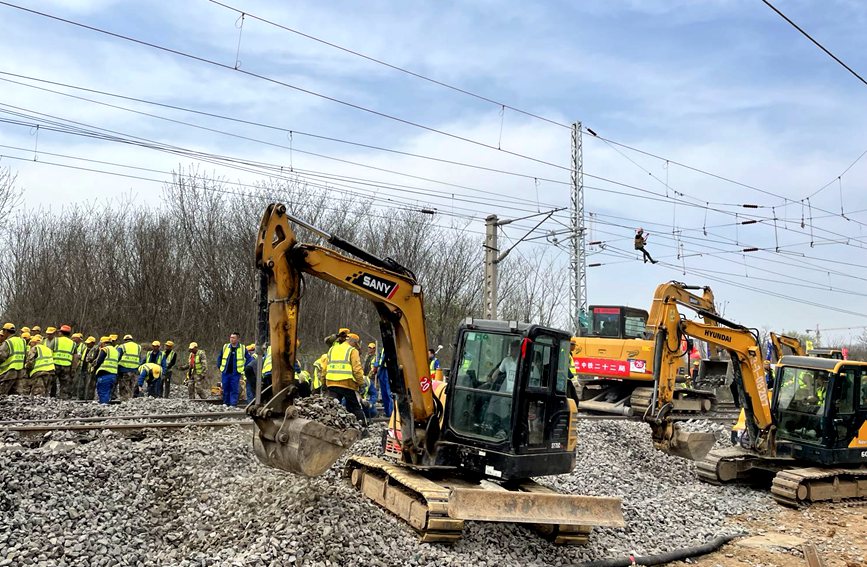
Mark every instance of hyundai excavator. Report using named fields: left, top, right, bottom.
left=248, top=204, right=624, bottom=544
left=643, top=294, right=867, bottom=506
left=573, top=282, right=726, bottom=417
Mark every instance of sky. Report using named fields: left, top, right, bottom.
left=1, top=0, right=866, bottom=344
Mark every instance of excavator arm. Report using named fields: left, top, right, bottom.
left=648, top=298, right=776, bottom=458
left=251, top=204, right=436, bottom=474
left=769, top=332, right=806, bottom=360
left=646, top=281, right=716, bottom=336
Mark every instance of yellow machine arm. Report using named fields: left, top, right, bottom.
left=648, top=293, right=776, bottom=457
left=769, top=332, right=806, bottom=360
left=646, top=281, right=717, bottom=337
left=251, top=204, right=436, bottom=473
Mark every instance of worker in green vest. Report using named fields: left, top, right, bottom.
left=162, top=340, right=177, bottom=398
left=117, top=334, right=142, bottom=400
left=325, top=330, right=366, bottom=423
left=0, top=323, right=27, bottom=396
left=25, top=335, right=55, bottom=396
left=92, top=336, right=119, bottom=404
left=179, top=342, right=209, bottom=399
left=53, top=325, right=77, bottom=399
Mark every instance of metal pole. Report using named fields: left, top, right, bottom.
left=571, top=122, right=588, bottom=333
left=484, top=214, right=499, bottom=319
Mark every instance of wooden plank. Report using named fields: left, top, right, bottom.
left=802, top=543, right=825, bottom=567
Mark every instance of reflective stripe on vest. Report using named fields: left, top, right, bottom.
left=326, top=342, right=354, bottom=382
left=313, top=353, right=328, bottom=389
left=164, top=350, right=176, bottom=367
left=53, top=336, right=75, bottom=367
left=145, top=351, right=165, bottom=367
left=262, top=346, right=272, bottom=374
left=220, top=344, right=245, bottom=374
left=97, top=346, right=120, bottom=375
left=0, top=336, right=26, bottom=374
left=120, top=341, right=141, bottom=368
left=194, top=352, right=205, bottom=374
left=31, top=345, right=55, bottom=376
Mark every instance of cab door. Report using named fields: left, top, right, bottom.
left=515, top=333, right=570, bottom=453
left=829, top=367, right=862, bottom=449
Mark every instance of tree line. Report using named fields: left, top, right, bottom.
left=0, top=166, right=566, bottom=367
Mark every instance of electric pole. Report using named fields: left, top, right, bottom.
left=483, top=209, right=561, bottom=320
left=570, top=122, right=588, bottom=334
left=484, top=214, right=499, bottom=319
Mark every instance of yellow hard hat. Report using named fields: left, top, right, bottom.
left=45, top=326, right=57, bottom=334
left=29, top=336, right=41, bottom=345
left=99, top=336, right=110, bottom=344
left=109, top=334, right=118, bottom=341
left=368, top=342, right=376, bottom=348
left=338, top=327, right=350, bottom=335
left=246, top=343, right=256, bottom=351
left=2, top=322, right=15, bottom=332
left=123, top=334, right=133, bottom=341
left=151, top=340, right=161, bottom=347
left=31, top=325, right=42, bottom=333
left=165, top=340, right=174, bottom=348
left=150, top=365, right=162, bottom=378
left=85, top=336, right=96, bottom=344
left=72, top=333, right=83, bottom=339
left=21, top=332, right=30, bottom=341
left=189, top=342, right=198, bottom=350
left=348, top=333, right=360, bottom=341
left=20, top=326, right=30, bottom=333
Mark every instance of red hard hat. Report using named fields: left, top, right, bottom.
left=60, top=324, right=72, bottom=333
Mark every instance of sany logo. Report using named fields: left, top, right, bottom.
left=420, top=375, right=431, bottom=392
left=351, top=272, right=398, bottom=299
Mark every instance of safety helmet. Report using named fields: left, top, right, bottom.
left=99, top=336, right=110, bottom=344
left=338, top=327, right=350, bottom=335
left=246, top=344, right=256, bottom=351
left=59, top=324, right=72, bottom=333
left=151, top=341, right=161, bottom=347
left=45, top=326, right=57, bottom=334
left=72, top=332, right=83, bottom=339
left=165, top=340, right=174, bottom=348
left=123, top=334, right=133, bottom=341
left=2, top=322, right=15, bottom=332
left=21, top=332, right=30, bottom=341
left=31, top=326, right=42, bottom=333
left=85, top=336, right=96, bottom=344
left=29, top=336, right=41, bottom=345
left=189, top=342, right=198, bottom=350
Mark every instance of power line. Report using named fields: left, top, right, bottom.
left=760, top=0, right=867, bottom=88
left=206, top=0, right=572, bottom=131
left=0, top=1, right=576, bottom=174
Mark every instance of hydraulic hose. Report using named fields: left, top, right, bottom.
left=571, top=533, right=741, bottom=567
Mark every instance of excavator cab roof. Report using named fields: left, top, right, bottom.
left=778, top=355, right=866, bottom=373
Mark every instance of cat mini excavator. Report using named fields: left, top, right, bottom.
left=248, top=204, right=624, bottom=543
left=642, top=296, right=867, bottom=506
left=574, top=282, right=726, bottom=417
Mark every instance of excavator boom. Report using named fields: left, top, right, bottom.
left=251, top=203, right=436, bottom=474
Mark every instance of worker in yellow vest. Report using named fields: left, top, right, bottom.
left=216, top=332, right=253, bottom=406
left=137, top=362, right=163, bottom=398
left=92, top=336, right=119, bottom=404
left=53, top=325, right=77, bottom=399
left=179, top=342, right=209, bottom=399
left=260, top=344, right=274, bottom=402
left=162, top=341, right=177, bottom=398
left=325, top=330, right=366, bottom=423
left=0, top=323, right=27, bottom=396
left=117, top=334, right=142, bottom=400
left=312, top=352, right=328, bottom=395
left=25, top=335, right=55, bottom=396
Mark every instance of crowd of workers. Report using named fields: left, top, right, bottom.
left=0, top=322, right=214, bottom=404
left=0, top=322, right=443, bottom=420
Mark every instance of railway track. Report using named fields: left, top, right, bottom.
left=0, top=411, right=252, bottom=434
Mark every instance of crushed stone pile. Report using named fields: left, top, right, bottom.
left=290, top=396, right=363, bottom=431
left=0, top=396, right=771, bottom=566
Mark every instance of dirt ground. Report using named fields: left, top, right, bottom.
left=671, top=503, right=867, bottom=567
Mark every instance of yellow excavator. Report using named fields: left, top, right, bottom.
left=643, top=296, right=867, bottom=506
left=573, top=282, right=725, bottom=417
left=769, top=332, right=806, bottom=360
left=248, top=204, right=624, bottom=543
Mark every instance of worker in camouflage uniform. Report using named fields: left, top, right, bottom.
left=0, top=323, right=27, bottom=396
left=179, top=342, right=209, bottom=399
left=25, top=335, right=55, bottom=395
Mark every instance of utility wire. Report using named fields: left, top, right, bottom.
left=760, top=0, right=867, bottom=88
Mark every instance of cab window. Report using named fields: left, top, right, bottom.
left=623, top=315, right=647, bottom=339
left=528, top=336, right=553, bottom=389
left=591, top=308, right=620, bottom=338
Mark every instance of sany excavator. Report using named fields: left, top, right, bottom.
left=573, top=282, right=726, bottom=417
left=249, top=204, right=623, bottom=543
left=643, top=292, right=867, bottom=506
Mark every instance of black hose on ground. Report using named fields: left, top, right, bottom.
left=571, top=533, right=742, bottom=567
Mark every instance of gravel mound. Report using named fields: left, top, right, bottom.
left=0, top=396, right=232, bottom=422
left=0, top=396, right=771, bottom=566
left=291, top=396, right=363, bottom=431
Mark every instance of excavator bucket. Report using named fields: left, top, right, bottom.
left=248, top=388, right=360, bottom=477
left=658, top=424, right=716, bottom=461
left=252, top=416, right=360, bottom=476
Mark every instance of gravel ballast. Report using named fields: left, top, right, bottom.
left=0, top=397, right=771, bottom=566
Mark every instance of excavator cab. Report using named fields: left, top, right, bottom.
left=439, top=319, right=578, bottom=479
left=772, top=356, right=867, bottom=465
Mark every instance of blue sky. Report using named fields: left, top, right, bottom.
left=1, top=0, right=866, bottom=343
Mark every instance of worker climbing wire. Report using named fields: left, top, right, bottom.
left=634, top=228, right=658, bottom=264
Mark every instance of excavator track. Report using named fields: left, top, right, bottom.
left=345, top=456, right=464, bottom=543
left=771, top=467, right=867, bottom=508
left=344, top=456, right=623, bottom=545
